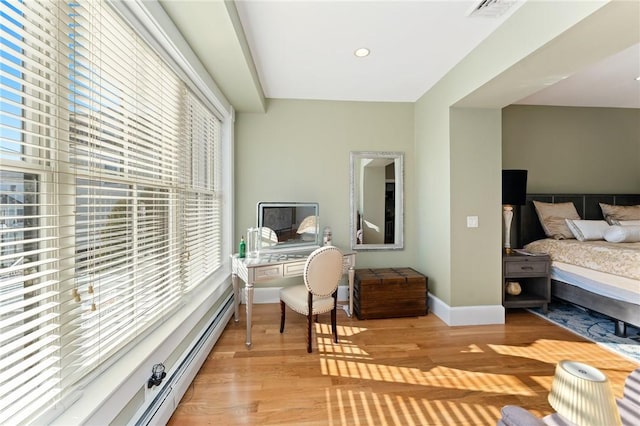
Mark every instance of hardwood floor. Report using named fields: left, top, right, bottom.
left=168, top=304, right=638, bottom=425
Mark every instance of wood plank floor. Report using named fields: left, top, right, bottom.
left=168, top=304, right=638, bottom=426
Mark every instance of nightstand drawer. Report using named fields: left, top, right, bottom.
left=505, top=260, right=548, bottom=275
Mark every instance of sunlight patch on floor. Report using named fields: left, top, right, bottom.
left=489, top=338, right=615, bottom=366
left=313, top=324, right=539, bottom=397
left=335, top=323, right=369, bottom=337
left=318, top=352, right=536, bottom=396
left=325, top=386, right=505, bottom=426
left=460, top=343, right=484, bottom=353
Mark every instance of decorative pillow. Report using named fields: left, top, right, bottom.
left=603, top=225, right=640, bottom=243
left=608, top=219, right=640, bottom=226
left=533, top=201, right=580, bottom=239
left=565, top=219, right=609, bottom=241
left=600, top=203, right=640, bottom=224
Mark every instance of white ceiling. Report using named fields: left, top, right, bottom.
left=161, top=0, right=640, bottom=111
left=515, top=42, right=640, bottom=108
left=234, top=0, right=525, bottom=103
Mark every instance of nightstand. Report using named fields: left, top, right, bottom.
left=502, top=252, right=551, bottom=313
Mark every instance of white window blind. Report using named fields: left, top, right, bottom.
left=0, top=0, right=224, bottom=423
left=181, top=91, right=222, bottom=292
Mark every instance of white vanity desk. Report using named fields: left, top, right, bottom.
left=231, top=248, right=356, bottom=348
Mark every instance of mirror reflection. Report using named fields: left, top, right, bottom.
left=350, top=151, right=404, bottom=250
left=257, top=202, right=320, bottom=251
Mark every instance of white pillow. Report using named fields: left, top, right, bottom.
left=565, top=219, right=609, bottom=241
left=604, top=225, right=640, bottom=243
left=609, top=219, right=640, bottom=226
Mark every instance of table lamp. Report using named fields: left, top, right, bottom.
left=548, top=360, right=621, bottom=426
left=502, top=169, right=527, bottom=252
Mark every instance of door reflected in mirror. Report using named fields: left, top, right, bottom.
left=350, top=151, right=404, bottom=250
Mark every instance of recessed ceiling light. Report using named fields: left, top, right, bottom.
left=636, top=76, right=640, bottom=81
left=354, top=48, right=370, bottom=58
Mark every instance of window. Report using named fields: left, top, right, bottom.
left=0, top=1, right=227, bottom=423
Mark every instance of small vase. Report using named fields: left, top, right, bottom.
left=323, top=226, right=332, bottom=246
left=506, top=281, right=522, bottom=296
left=247, top=227, right=259, bottom=258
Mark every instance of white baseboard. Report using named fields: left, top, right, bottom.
left=247, top=288, right=504, bottom=326
left=429, top=293, right=505, bottom=326
left=145, top=301, right=234, bottom=425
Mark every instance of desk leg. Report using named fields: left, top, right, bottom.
left=245, top=282, right=254, bottom=349
left=348, top=267, right=354, bottom=318
left=231, top=272, right=239, bottom=323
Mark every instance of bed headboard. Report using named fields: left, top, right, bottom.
left=520, top=193, right=640, bottom=246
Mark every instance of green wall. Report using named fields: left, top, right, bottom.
left=450, top=108, right=503, bottom=306
left=235, top=99, right=416, bottom=270
left=233, top=1, right=639, bottom=320
left=503, top=105, right=640, bottom=193
left=414, top=0, right=630, bottom=311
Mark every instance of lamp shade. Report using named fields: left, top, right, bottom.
left=548, top=360, right=621, bottom=426
left=502, top=169, right=527, bottom=205
left=297, top=215, right=318, bottom=234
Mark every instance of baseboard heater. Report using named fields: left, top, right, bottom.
left=134, top=294, right=235, bottom=425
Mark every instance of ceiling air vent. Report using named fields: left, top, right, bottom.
left=466, top=0, right=517, bottom=17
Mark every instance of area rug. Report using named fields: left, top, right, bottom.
left=529, top=301, right=640, bottom=364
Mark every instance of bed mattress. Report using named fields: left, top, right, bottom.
left=524, top=238, right=640, bottom=280
left=550, top=261, right=640, bottom=304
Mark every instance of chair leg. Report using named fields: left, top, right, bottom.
left=332, top=292, right=338, bottom=343
left=280, top=300, right=285, bottom=333
left=307, top=292, right=313, bottom=353
left=307, top=311, right=312, bottom=353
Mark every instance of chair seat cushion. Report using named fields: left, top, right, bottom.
left=280, top=284, right=334, bottom=315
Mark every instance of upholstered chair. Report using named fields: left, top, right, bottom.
left=618, top=368, right=640, bottom=426
left=496, top=406, right=576, bottom=426
left=279, top=245, right=343, bottom=353
left=497, top=368, right=640, bottom=426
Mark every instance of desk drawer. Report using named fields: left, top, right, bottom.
left=253, top=264, right=283, bottom=282
left=283, top=261, right=305, bottom=277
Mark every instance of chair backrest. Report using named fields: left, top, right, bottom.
left=304, top=246, right=343, bottom=297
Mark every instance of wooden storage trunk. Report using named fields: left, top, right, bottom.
left=354, top=268, right=428, bottom=320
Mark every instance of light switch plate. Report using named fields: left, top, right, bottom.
left=467, top=216, right=479, bottom=228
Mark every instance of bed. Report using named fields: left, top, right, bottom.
left=519, top=193, right=640, bottom=336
